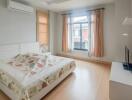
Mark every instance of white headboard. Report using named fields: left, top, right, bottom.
left=20, top=42, right=40, bottom=54
left=0, top=42, right=40, bottom=59
left=0, top=44, right=19, bottom=59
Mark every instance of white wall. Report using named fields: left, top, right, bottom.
left=104, top=0, right=132, bottom=62
left=49, top=11, right=58, bottom=55
left=103, top=4, right=117, bottom=61
left=114, top=0, right=131, bottom=62
left=104, top=0, right=131, bottom=62
left=129, top=0, right=132, bottom=62
left=1, top=0, right=131, bottom=62
left=0, top=0, right=36, bottom=45
left=56, top=14, right=63, bottom=53
left=131, top=0, right=132, bottom=17
left=0, top=0, right=59, bottom=55
left=49, top=12, right=63, bottom=55
left=56, top=0, right=132, bottom=62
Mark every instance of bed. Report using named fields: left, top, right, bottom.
left=0, top=42, right=76, bottom=100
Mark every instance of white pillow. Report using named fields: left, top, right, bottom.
left=20, top=42, right=40, bottom=54
left=40, top=44, right=48, bottom=53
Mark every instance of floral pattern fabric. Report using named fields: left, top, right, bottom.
left=7, top=53, right=48, bottom=76
left=0, top=55, right=76, bottom=100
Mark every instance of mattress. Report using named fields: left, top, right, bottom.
left=0, top=55, right=76, bottom=100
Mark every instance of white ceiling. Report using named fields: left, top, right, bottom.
left=21, top=0, right=114, bottom=12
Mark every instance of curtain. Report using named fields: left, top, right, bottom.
left=90, top=9, right=104, bottom=57
left=36, top=11, right=49, bottom=45
left=62, top=15, right=69, bottom=52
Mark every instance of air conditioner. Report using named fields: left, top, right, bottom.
left=7, top=0, right=34, bottom=13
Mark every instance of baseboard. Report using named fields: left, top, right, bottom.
left=57, top=53, right=112, bottom=66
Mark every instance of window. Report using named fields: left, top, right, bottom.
left=68, top=15, right=91, bottom=51
left=37, top=11, right=49, bottom=45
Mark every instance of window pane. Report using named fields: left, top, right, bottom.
left=82, top=24, right=89, bottom=50
left=68, top=15, right=90, bottom=51
left=72, top=16, right=88, bottom=23
left=72, top=24, right=81, bottom=49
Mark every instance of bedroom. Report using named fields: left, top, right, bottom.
left=0, top=0, right=132, bottom=100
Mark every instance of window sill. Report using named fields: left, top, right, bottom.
left=71, top=50, right=88, bottom=54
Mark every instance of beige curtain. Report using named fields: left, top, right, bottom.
left=92, top=9, right=104, bottom=57
left=62, top=15, right=68, bottom=52
left=36, top=11, right=49, bottom=45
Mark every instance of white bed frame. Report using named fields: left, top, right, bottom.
left=0, top=67, right=75, bottom=100
left=0, top=42, right=75, bottom=100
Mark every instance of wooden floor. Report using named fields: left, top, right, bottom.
left=0, top=60, right=111, bottom=100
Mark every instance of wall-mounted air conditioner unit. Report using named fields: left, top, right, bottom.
left=7, top=0, right=34, bottom=13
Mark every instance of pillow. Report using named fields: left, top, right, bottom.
left=39, top=44, right=48, bottom=53
left=20, top=43, right=40, bottom=54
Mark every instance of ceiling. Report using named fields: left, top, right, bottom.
left=20, top=0, right=114, bottom=12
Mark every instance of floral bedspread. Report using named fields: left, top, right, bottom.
left=0, top=55, right=76, bottom=100
left=7, top=53, right=48, bottom=76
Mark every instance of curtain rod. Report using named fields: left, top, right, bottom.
left=62, top=8, right=105, bottom=15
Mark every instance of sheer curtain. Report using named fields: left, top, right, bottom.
left=87, top=12, right=92, bottom=56
left=62, top=9, right=104, bottom=57
left=68, top=15, right=73, bottom=51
